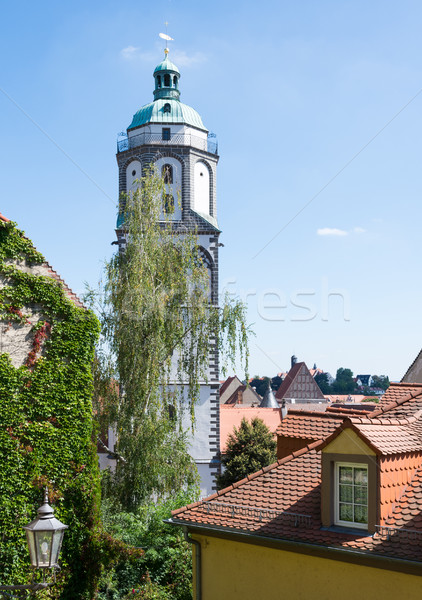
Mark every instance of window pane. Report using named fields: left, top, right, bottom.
left=354, top=468, right=368, bottom=485
left=339, top=485, right=353, bottom=502
left=354, top=505, right=368, bottom=524
left=339, top=503, right=353, bottom=522
left=354, top=486, right=368, bottom=505
left=339, top=466, right=353, bottom=484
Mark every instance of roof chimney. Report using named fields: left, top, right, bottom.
left=291, top=355, right=297, bottom=368
left=280, top=399, right=288, bottom=419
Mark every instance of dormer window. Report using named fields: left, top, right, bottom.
left=335, top=463, right=368, bottom=529
left=163, top=103, right=171, bottom=114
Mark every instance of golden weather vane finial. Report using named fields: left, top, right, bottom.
left=159, top=23, right=174, bottom=57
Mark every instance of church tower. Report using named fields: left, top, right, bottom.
left=115, top=48, right=221, bottom=497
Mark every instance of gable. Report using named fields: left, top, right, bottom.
left=276, top=362, right=325, bottom=401
left=322, top=428, right=376, bottom=456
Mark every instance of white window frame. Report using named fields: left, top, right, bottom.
left=334, top=462, right=368, bottom=530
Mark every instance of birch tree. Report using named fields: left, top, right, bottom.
left=92, top=167, right=250, bottom=510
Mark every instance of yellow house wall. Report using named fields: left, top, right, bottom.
left=322, top=428, right=376, bottom=455
left=192, top=534, right=422, bottom=600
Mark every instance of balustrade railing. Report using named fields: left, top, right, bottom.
left=117, top=131, right=218, bottom=154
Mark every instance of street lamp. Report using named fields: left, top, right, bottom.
left=0, top=489, right=68, bottom=597
left=23, top=488, right=68, bottom=571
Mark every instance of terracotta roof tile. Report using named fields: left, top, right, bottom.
left=172, top=447, right=422, bottom=563
left=220, top=406, right=281, bottom=453
left=276, top=411, right=344, bottom=441
left=369, top=383, right=422, bottom=419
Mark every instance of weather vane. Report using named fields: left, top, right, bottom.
left=159, top=22, right=174, bottom=56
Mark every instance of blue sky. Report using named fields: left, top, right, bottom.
left=1, top=0, right=421, bottom=381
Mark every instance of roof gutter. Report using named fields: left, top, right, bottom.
left=167, top=520, right=422, bottom=578
left=183, top=527, right=201, bottom=600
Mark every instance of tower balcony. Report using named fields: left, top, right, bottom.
left=117, top=131, right=218, bottom=155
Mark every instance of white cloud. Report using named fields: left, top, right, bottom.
left=353, top=227, right=366, bottom=234
left=120, top=46, right=156, bottom=62
left=171, top=50, right=207, bottom=67
left=317, top=228, right=348, bottom=237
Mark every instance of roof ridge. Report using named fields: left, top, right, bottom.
left=350, top=415, right=418, bottom=426
left=286, top=410, right=344, bottom=420
left=389, top=382, right=422, bottom=388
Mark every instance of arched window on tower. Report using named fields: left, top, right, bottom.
left=162, top=164, right=173, bottom=184
left=157, top=75, right=162, bottom=88
left=164, top=74, right=170, bottom=87
left=163, top=194, right=174, bottom=214
left=173, top=75, right=177, bottom=87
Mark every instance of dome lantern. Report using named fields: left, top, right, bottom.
left=153, top=49, right=180, bottom=101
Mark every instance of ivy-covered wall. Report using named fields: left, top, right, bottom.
left=0, top=218, right=102, bottom=598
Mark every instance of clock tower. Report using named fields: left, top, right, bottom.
left=115, top=48, right=221, bottom=496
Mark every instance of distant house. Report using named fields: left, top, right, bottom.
left=275, top=357, right=326, bottom=405
left=220, top=376, right=262, bottom=407
left=356, top=374, right=373, bottom=388
left=170, top=382, right=422, bottom=599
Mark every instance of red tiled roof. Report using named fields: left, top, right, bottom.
left=220, top=376, right=237, bottom=397
left=379, top=382, right=422, bottom=405
left=0, top=213, right=10, bottom=222
left=370, top=383, right=422, bottom=419
left=385, top=468, right=422, bottom=531
left=275, top=362, right=325, bottom=401
left=172, top=445, right=422, bottom=563
left=274, top=362, right=302, bottom=399
left=350, top=419, right=422, bottom=454
left=276, top=410, right=344, bottom=441
left=316, top=416, right=422, bottom=456
left=220, top=406, right=281, bottom=453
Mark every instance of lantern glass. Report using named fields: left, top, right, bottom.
left=26, top=530, right=37, bottom=567
left=35, top=531, right=53, bottom=567
left=51, top=529, right=65, bottom=566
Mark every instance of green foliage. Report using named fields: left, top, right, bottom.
left=91, top=167, right=250, bottom=510
left=0, top=220, right=103, bottom=597
left=332, top=367, right=356, bottom=394
left=371, top=375, right=390, bottom=391
left=249, top=375, right=283, bottom=396
left=97, top=492, right=194, bottom=600
left=216, top=417, right=276, bottom=490
left=314, top=372, right=331, bottom=394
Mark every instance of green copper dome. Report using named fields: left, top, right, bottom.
left=127, top=51, right=207, bottom=132
left=128, top=98, right=206, bottom=131
left=153, top=56, right=180, bottom=75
